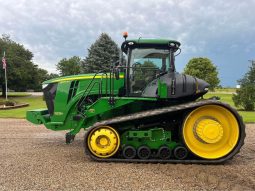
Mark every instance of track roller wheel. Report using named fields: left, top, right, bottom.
left=122, top=146, right=136, bottom=159
left=157, top=146, right=172, bottom=159
left=183, top=105, right=240, bottom=159
left=174, top=146, right=188, bottom=160
left=137, top=146, right=151, bottom=159
left=86, top=126, right=120, bottom=158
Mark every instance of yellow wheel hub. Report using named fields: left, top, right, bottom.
left=183, top=105, right=239, bottom=159
left=87, top=126, right=120, bottom=158
left=195, top=118, right=223, bottom=144
left=98, top=136, right=109, bottom=146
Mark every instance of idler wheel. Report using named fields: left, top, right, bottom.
left=174, top=146, right=188, bottom=160
left=122, top=146, right=136, bottom=159
left=157, top=146, right=172, bottom=159
left=182, top=105, right=240, bottom=159
left=137, top=146, right=151, bottom=159
left=86, top=126, right=120, bottom=158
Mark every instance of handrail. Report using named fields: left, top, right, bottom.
left=101, top=73, right=108, bottom=97
left=109, top=67, right=116, bottom=104
left=76, top=71, right=109, bottom=113
left=78, top=81, right=100, bottom=113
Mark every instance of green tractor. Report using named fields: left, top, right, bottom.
left=27, top=34, right=245, bottom=163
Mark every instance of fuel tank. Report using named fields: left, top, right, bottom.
left=142, top=72, right=209, bottom=100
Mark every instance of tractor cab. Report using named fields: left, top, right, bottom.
left=120, top=36, right=209, bottom=100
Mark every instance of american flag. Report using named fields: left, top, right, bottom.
left=2, top=56, right=6, bottom=69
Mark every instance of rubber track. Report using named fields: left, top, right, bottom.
left=84, top=99, right=246, bottom=164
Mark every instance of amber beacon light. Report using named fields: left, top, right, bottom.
left=123, top=32, right=128, bottom=40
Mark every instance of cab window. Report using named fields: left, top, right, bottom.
left=129, top=48, right=170, bottom=95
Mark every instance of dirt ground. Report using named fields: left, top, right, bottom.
left=0, top=119, right=254, bottom=191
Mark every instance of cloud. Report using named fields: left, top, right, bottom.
left=0, top=0, right=254, bottom=85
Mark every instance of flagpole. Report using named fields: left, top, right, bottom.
left=3, top=51, right=7, bottom=100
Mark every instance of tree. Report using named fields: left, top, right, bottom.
left=29, top=66, right=49, bottom=91
left=0, top=34, right=49, bottom=96
left=47, top=73, right=59, bottom=80
left=184, top=57, right=220, bottom=90
left=232, top=61, right=255, bottom=111
left=82, top=33, right=120, bottom=73
left=56, top=56, right=81, bottom=76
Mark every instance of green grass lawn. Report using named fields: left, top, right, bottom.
left=214, top=88, right=236, bottom=93
left=0, top=95, right=46, bottom=118
left=205, top=92, right=236, bottom=107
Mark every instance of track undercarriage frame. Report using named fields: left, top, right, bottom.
left=84, top=99, right=245, bottom=163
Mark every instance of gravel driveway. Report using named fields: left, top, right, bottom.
left=0, top=119, right=254, bottom=191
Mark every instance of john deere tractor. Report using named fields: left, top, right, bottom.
left=27, top=34, right=245, bottom=163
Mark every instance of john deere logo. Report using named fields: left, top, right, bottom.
left=54, top=112, right=63, bottom=116
left=89, top=109, right=95, bottom=113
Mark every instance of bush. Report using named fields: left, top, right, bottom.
left=233, top=85, right=255, bottom=111
left=0, top=100, right=16, bottom=106
left=232, top=62, right=255, bottom=111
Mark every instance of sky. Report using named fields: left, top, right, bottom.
left=0, top=0, right=254, bottom=86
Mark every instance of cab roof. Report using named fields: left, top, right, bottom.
left=121, top=38, right=181, bottom=53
